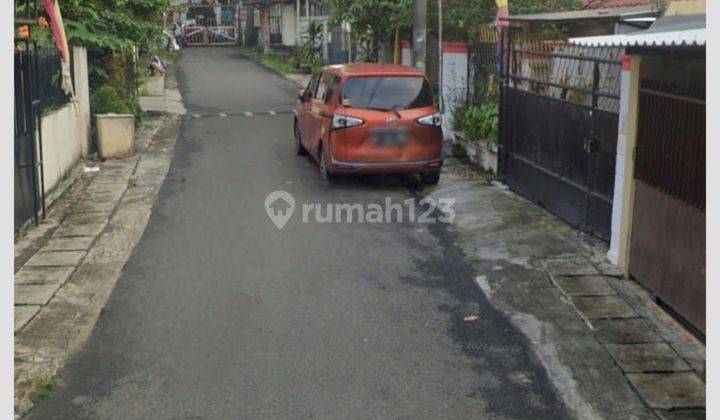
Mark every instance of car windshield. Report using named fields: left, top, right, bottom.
left=340, top=76, right=433, bottom=110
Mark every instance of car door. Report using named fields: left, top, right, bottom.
left=307, top=72, right=337, bottom=156
left=298, top=72, right=320, bottom=149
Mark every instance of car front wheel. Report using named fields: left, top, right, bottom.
left=319, top=144, right=334, bottom=181
left=420, top=172, right=440, bottom=185
left=294, top=119, right=307, bottom=156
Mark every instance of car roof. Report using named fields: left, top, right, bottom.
left=321, top=63, right=426, bottom=78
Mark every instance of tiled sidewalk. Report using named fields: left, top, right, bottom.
left=543, top=257, right=705, bottom=416
left=14, top=120, right=163, bottom=333
left=423, top=159, right=705, bottom=418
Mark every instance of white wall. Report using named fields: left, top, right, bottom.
left=441, top=44, right=468, bottom=140
left=282, top=4, right=296, bottom=46
left=39, top=46, right=90, bottom=194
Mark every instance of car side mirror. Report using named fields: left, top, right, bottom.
left=298, top=89, right=306, bottom=101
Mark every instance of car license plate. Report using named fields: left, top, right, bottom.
left=371, top=127, right=407, bottom=147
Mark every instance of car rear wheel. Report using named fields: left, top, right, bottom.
left=421, top=172, right=440, bottom=185
left=319, top=144, right=334, bottom=181
left=294, top=119, right=307, bottom=156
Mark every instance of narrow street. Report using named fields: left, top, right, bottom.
left=28, top=48, right=570, bottom=419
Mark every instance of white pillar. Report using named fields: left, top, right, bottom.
left=296, top=0, right=301, bottom=45
left=72, top=46, right=90, bottom=157
left=608, top=54, right=641, bottom=271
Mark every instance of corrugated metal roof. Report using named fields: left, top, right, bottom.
left=583, top=0, right=655, bottom=10
left=503, top=5, right=658, bottom=22
left=569, top=13, right=705, bottom=47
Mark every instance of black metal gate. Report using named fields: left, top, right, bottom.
left=499, top=32, right=622, bottom=240
left=14, top=47, right=41, bottom=231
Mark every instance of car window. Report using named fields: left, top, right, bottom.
left=306, top=72, right=321, bottom=98
left=315, top=73, right=336, bottom=103
left=325, top=76, right=341, bottom=103
left=340, top=76, right=433, bottom=110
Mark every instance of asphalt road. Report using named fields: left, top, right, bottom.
left=29, top=48, right=570, bottom=419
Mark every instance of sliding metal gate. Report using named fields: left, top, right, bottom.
left=499, top=32, right=622, bottom=240
left=183, top=4, right=239, bottom=46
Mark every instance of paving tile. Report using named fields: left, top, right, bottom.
left=594, top=260, right=626, bottom=277
left=73, top=200, right=116, bottom=212
left=43, top=236, right=95, bottom=251
left=15, top=283, right=61, bottom=305
left=627, top=372, right=705, bottom=409
left=590, top=318, right=664, bottom=344
left=545, top=258, right=599, bottom=276
left=655, top=409, right=706, bottom=420
left=554, top=275, right=617, bottom=296
left=24, top=250, right=85, bottom=267
left=571, top=295, right=637, bottom=319
left=63, top=212, right=109, bottom=225
left=606, top=343, right=691, bottom=373
left=15, top=267, right=74, bottom=285
left=15, top=305, right=41, bottom=332
left=54, top=222, right=106, bottom=237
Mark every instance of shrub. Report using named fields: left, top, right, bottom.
left=450, top=104, right=466, bottom=132
left=462, top=105, right=484, bottom=141
left=461, top=102, right=499, bottom=144
left=91, top=85, right=132, bottom=115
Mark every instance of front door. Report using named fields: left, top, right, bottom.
left=298, top=72, right=321, bottom=150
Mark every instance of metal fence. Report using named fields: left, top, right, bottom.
left=505, top=35, right=622, bottom=113
left=467, top=27, right=501, bottom=107
left=635, top=79, right=706, bottom=210
left=34, top=48, right=72, bottom=114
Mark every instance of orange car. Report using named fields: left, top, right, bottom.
left=294, top=63, right=443, bottom=184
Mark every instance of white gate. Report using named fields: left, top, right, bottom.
left=181, top=4, right=239, bottom=46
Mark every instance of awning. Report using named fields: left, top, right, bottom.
left=569, top=13, right=705, bottom=47
left=502, top=5, right=658, bottom=23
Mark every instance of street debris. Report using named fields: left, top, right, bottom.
left=83, top=166, right=100, bottom=173
left=463, top=315, right=479, bottom=322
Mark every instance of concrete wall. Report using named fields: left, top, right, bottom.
left=282, top=4, right=297, bottom=46
left=39, top=46, right=90, bottom=194
left=441, top=42, right=468, bottom=139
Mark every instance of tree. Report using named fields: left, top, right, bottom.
left=329, top=0, right=413, bottom=61
left=433, top=0, right=581, bottom=42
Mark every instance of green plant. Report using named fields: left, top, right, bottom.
left=295, top=20, right=325, bottom=68
left=329, top=0, right=412, bottom=62
left=462, top=102, right=498, bottom=143
left=450, top=105, right=467, bottom=132
left=91, top=85, right=132, bottom=115
left=462, top=106, right=484, bottom=141
left=29, top=376, right=58, bottom=404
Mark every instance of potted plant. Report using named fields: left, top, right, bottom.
left=91, top=85, right=135, bottom=159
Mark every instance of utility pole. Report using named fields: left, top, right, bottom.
left=412, top=0, right=427, bottom=73
left=438, top=0, right=442, bottom=112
